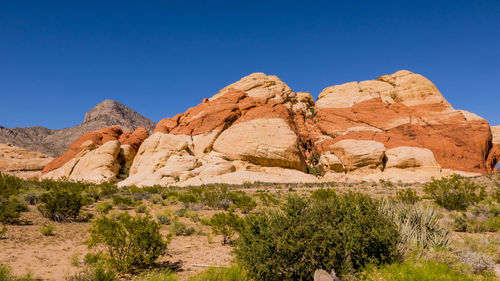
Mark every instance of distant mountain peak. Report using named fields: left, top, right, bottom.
left=84, top=99, right=138, bottom=123
left=0, top=99, right=155, bottom=157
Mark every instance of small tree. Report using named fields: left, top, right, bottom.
left=38, top=188, right=83, bottom=222
left=86, top=214, right=167, bottom=272
left=210, top=210, right=245, bottom=244
left=424, top=175, right=485, bottom=211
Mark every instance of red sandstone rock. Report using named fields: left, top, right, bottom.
left=42, top=126, right=123, bottom=174
left=118, top=127, right=149, bottom=151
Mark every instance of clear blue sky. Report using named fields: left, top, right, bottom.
left=1, top=0, right=499, bottom=129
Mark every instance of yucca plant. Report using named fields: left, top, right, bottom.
left=380, top=200, right=449, bottom=249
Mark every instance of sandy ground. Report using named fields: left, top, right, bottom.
left=0, top=204, right=233, bottom=280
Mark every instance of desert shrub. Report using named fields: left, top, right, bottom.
left=361, top=258, right=478, bottom=281
left=307, top=165, right=324, bottom=177
left=255, top=193, right=280, bottom=205
left=86, top=214, right=167, bottom=272
left=0, top=225, right=7, bottom=239
left=67, top=265, right=117, bottom=281
left=111, top=195, right=133, bottom=207
left=136, top=204, right=147, bottom=213
left=95, top=202, right=113, bottom=214
left=188, top=265, right=249, bottom=281
left=229, top=192, right=256, bottom=214
left=0, top=263, right=37, bottom=281
left=0, top=172, right=25, bottom=198
left=149, top=194, right=163, bottom=204
left=40, top=224, right=55, bottom=236
left=38, top=188, right=83, bottom=222
left=235, top=193, right=400, bottom=280
left=0, top=197, right=27, bottom=224
left=309, top=152, right=320, bottom=166
left=156, top=214, right=172, bottom=225
left=169, top=221, right=195, bottom=236
left=379, top=201, right=449, bottom=249
left=396, top=188, right=421, bottom=204
left=424, top=175, right=485, bottom=211
left=209, top=211, right=245, bottom=244
left=456, top=251, right=494, bottom=274
left=96, top=183, right=118, bottom=199
left=310, top=188, right=337, bottom=200
left=22, top=192, right=40, bottom=205
left=0, top=263, right=13, bottom=281
left=133, top=270, right=177, bottom=281
left=0, top=173, right=28, bottom=224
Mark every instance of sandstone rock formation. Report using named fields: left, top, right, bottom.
left=41, top=70, right=498, bottom=185
left=0, top=143, right=53, bottom=179
left=41, top=126, right=149, bottom=183
left=0, top=99, right=154, bottom=157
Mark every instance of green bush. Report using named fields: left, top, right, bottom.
left=209, top=211, right=245, bottom=244
left=40, top=224, right=55, bottom=236
left=0, top=263, right=37, bottom=281
left=38, top=188, right=83, bottom=222
left=111, top=195, right=133, bottom=207
left=396, top=188, right=421, bottom=204
left=0, top=197, right=27, bottom=224
left=188, top=265, right=249, bottom=281
left=169, top=221, right=195, bottom=236
left=424, top=175, right=485, bottom=211
left=156, top=213, right=172, bottom=225
left=136, top=204, right=147, bottom=213
left=86, top=214, right=167, bottom=272
left=379, top=201, right=449, bottom=249
left=95, top=201, right=113, bottom=214
left=234, top=193, right=400, bottom=280
left=0, top=173, right=28, bottom=224
left=67, top=265, right=117, bottom=281
left=229, top=192, right=256, bottom=214
left=133, top=270, right=177, bottom=281
left=361, top=258, right=479, bottom=281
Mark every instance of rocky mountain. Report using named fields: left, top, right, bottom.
left=41, top=70, right=499, bottom=185
left=0, top=100, right=155, bottom=157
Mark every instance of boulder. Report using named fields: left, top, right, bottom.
left=319, top=153, right=345, bottom=173
left=213, top=118, right=307, bottom=172
left=330, top=140, right=385, bottom=171
left=385, top=146, right=439, bottom=169
left=314, top=270, right=333, bottom=281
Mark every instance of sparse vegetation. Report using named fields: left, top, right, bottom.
left=424, top=175, right=486, bottom=211
left=86, top=214, right=167, bottom=272
left=38, top=188, right=83, bottom=222
left=39, top=224, right=55, bottom=236
left=209, top=210, right=245, bottom=244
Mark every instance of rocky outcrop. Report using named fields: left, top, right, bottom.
left=41, top=70, right=497, bottom=185
left=313, top=70, right=491, bottom=174
left=41, top=126, right=149, bottom=183
left=0, top=143, right=53, bottom=179
left=0, top=100, right=155, bottom=157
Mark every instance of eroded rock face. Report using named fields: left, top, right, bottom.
left=0, top=143, right=53, bottom=179
left=213, top=118, right=306, bottom=172
left=41, top=126, right=149, bottom=183
left=41, top=70, right=497, bottom=185
left=313, top=70, right=491, bottom=174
